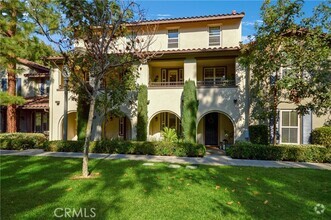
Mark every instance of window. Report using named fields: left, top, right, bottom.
left=160, top=112, right=181, bottom=134
left=168, top=29, right=178, bottom=48
left=280, top=110, right=299, bottom=144
left=16, top=78, right=22, bottom=96
left=33, top=112, right=49, bottom=133
left=209, top=27, right=220, bottom=46
left=119, top=117, right=125, bottom=136
left=1, top=78, right=7, bottom=91
left=203, top=67, right=226, bottom=82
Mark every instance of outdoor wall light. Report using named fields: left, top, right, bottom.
left=233, top=99, right=238, bottom=105
left=147, top=100, right=150, bottom=105
left=155, top=116, right=158, bottom=121
left=55, top=101, right=60, bottom=105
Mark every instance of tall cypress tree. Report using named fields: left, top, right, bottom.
left=182, top=80, right=198, bottom=143
left=137, top=85, right=148, bottom=141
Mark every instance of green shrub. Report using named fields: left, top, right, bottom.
left=182, top=80, right=198, bottom=143
left=249, top=125, right=269, bottom=145
left=45, top=140, right=85, bottom=152
left=0, top=133, right=48, bottom=150
left=137, top=85, right=148, bottom=141
left=227, top=141, right=330, bottom=163
left=46, top=139, right=206, bottom=157
left=161, top=127, right=178, bottom=142
left=311, top=126, right=331, bottom=147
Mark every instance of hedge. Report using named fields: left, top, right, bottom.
left=46, top=139, right=206, bottom=157
left=249, top=125, right=269, bottom=145
left=0, top=133, right=48, bottom=150
left=227, top=141, right=330, bottom=163
left=311, top=126, right=331, bottom=147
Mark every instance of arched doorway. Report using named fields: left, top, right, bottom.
left=197, top=112, right=234, bottom=146
left=60, top=111, right=77, bottom=140
left=149, top=111, right=181, bottom=140
left=102, top=115, right=131, bottom=140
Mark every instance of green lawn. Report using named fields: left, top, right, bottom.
left=1, top=156, right=330, bottom=220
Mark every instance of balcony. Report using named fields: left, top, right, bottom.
left=197, top=79, right=235, bottom=88
left=149, top=81, right=184, bottom=88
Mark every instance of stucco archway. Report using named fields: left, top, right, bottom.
left=58, top=111, right=77, bottom=140
left=197, top=110, right=235, bottom=146
left=102, top=114, right=132, bottom=140
left=148, top=110, right=181, bottom=140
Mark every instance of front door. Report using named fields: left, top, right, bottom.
left=205, top=113, right=218, bottom=145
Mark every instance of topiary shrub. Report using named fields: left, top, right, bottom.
left=227, top=141, right=330, bottom=163
left=182, top=80, right=198, bottom=143
left=137, top=85, right=148, bottom=141
left=311, top=126, right=331, bottom=147
left=0, top=133, right=48, bottom=150
left=249, top=125, right=269, bottom=145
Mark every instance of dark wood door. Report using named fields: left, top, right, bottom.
left=205, top=113, right=218, bottom=145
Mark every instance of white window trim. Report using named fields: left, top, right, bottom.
left=279, top=110, right=300, bottom=144
left=168, top=29, right=179, bottom=49
left=208, top=26, right=221, bottom=47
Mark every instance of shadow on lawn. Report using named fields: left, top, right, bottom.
left=1, top=156, right=330, bottom=219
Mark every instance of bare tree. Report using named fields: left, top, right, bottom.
left=28, top=0, right=157, bottom=177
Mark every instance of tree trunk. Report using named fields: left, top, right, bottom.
left=82, top=96, right=96, bottom=177
left=6, top=62, right=17, bottom=133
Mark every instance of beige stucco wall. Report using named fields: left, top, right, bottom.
left=49, top=67, right=78, bottom=140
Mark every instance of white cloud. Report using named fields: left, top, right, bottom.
left=157, top=14, right=171, bottom=17
left=242, top=20, right=263, bottom=26
left=241, top=35, right=255, bottom=43
left=156, top=14, right=172, bottom=19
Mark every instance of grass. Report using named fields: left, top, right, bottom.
left=1, top=156, right=330, bottom=220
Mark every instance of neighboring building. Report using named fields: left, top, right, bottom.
left=0, top=58, right=50, bottom=134
left=48, top=12, right=248, bottom=146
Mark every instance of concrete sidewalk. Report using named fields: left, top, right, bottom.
left=1, top=149, right=330, bottom=170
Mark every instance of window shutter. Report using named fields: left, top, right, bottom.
left=302, top=111, right=312, bottom=144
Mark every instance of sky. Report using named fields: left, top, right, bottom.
left=136, top=0, right=325, bottom=43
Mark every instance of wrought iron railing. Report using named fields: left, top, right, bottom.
left=149, top=81, right=184, bottom=87
left=197, top=80, right=235, bottom=87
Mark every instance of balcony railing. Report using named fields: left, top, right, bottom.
left=149, top=81, right=184, bottom=88
left=197, top=80, right=235, bottom=87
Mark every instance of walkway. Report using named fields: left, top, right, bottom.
left=1, top=149, right=330, bottom=170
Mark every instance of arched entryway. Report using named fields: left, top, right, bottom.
left=197, top=111, right=234, bottom=146
left=102, top=115, right=131, bottom=140
left=149, top=111, right=181, bottom=140
left=59, top=111, right=77, bottom=140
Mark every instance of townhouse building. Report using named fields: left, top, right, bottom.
left=48, top=12, right=248, bottom=146
left=3, top=11, right=327, bottom=146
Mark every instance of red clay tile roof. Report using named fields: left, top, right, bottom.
left=136, top=12, right=245, bottom=25
left=152, top=46, right=240, bottom=54
left=19, top=97, right=49, bottom=109
left=17, top=58, right=50, bottom=72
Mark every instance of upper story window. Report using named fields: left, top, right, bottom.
left=209, top=27, right=220, bottom=46
left=168, top=29, right=178, bottom=48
